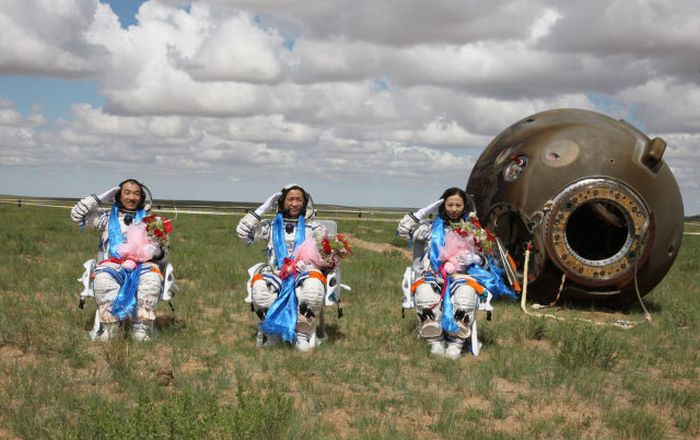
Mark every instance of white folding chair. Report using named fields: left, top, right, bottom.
left=244, top=219, right=351, bottom=346
left=78, top=258, right=179, bottom=340
left=400, top=244, right=492, bottom=356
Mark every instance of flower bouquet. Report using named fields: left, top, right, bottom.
left=293, top=232, right=352, bottom=272
left=449, top=215, right=496, bottom=256
left=439, top=229, right=482, bottom=274
left=115, top=215, right=173, bottom=270
left=142, top=215, right=173, bottom=247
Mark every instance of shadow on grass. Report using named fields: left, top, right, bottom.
left=234, top=319, right=349, bottom=347
left=78, top=310, right=189, bottom=334
left=319, top=322, right=346, bottom=342
left=155, top=314, right=187, bottom=332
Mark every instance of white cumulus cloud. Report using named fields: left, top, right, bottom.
left=0, top=0, right=699, bottom=211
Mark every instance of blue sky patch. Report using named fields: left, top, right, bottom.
left=373, top=78, right=391, bottom=92
left=102, top=0, right=145, bottom=29
left=587, top=92, right=645, bottom=131
left=0, top=76, right=104, bottom=121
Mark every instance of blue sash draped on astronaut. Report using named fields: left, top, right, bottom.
left=105, top=203, right=147, bottom=320
left=429, top=216, right=517, bottom=333
left=259, top=213, right=307, bottom=343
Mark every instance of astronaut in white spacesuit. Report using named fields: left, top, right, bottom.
left=236, top=185, right=327, bottom=352
left=398, top=187, right=481, bottom=359
left=71, top=179, right=166, bottom=342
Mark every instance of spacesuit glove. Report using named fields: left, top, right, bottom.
left=254, top=191, right=283, bottom=217
left=97, top=187, right=120, bottom=204
left=414, top=199, right=443, bottom=220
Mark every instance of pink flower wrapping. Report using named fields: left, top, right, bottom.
left=439, top=229, right=481, bottom=274
left=293, top=237, right=324, bottom=269
left=292, top=234, right=351, bottom=272
left=115, top=223, right=158, bottom=269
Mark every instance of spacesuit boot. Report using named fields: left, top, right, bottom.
left=445, top=336, right=465, bottom=360
left=254, top=307, right=281, bottom=347
left=295, top=302, right=317, bottom=352
left=97, top=322, right=121, bottom=342
left=428, top=336, right=446, bottom=357
left=133, top=320, right=154, bottom=342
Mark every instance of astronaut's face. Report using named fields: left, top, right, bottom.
left=283, top=189, right=305, bottom=218
left=119, top=181, right=142, bottom=211
left=444, top=195, right=465, bottom=221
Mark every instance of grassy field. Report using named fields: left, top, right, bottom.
left=0, top=204, right=698, bottom=439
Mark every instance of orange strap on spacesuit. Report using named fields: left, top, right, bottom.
left=250, top=273, right=264, bottom=287
left=410, top=278, right=425, bottom=294
left=464, top=277, right=485, bottom=296
left=148, top=265, right=163, bottom=279
left=306, top=270, right=327, bottom=285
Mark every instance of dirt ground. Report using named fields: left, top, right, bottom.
left=344, top=234, right=411, bottom=259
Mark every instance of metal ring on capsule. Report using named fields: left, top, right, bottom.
left=543, top=178, right=653, bottom=287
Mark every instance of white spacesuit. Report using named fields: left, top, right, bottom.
left=236, top=185, right=327, bottom=352
left=71, top=180, right=166, bottom=342
left=398, top=191, right=480, bottom=359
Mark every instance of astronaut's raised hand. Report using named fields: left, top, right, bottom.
left=414, top=199, right=444, bottom=220
left=398, top=198, right=443, bottom=239
left=97, top=187, right=120, bottom=204
left=254, top=191, right=283, bottom=217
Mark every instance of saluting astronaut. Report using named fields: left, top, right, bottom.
left=71, top=179, right=167, bottom=342
left=236, top=185, right=327, bottom=352
left=398, top=187, right=481, bottom=359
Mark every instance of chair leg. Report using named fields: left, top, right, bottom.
left=470, top=317, right=480, bottom=356
left=317, top=308, right=327, bottom=341
left=89, top=310, right=101, bottom=341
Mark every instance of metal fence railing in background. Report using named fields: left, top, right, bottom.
left=0, top=196, right=408, bottom=222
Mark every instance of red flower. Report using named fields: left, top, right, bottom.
left=336, top=234, right=352, bottom=253
left=280, top=257, right=297, bottom=279
left=470, top=217, right=482, bottom=229
left=163, top=219, right=172, bottom=233
left=322, top=238, right=332, bottom=254
left=486, top=230, right=496, bottom=242
left=454, top=228, right=469, bottom=238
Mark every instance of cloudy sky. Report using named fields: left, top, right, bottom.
left=1, top=0, right=699, bottom=213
